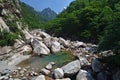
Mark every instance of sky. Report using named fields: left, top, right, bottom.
left=20, top=0, right=74, bottom=13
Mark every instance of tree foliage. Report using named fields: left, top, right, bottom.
left=20, top=2, right=47, bottom=29
left=0, top=30, right=18, bottom=46
left=46, top=0, right=120, bottom=52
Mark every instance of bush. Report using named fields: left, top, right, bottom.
left=0, top=30, right=18, bottom=46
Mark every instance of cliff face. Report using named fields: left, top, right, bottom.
left=0, top=0, right=29, bottom=46
left=0, top=0, right=21, bottom=31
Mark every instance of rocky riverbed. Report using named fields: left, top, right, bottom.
left=0, top=30, right=119, bottom=80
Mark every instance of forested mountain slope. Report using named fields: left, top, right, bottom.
left=46, top=0, right=120, bottom=52
left=20, top=2, right=47, bottom=29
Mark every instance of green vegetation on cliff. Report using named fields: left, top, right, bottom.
left=20, top=2, right=47, bottom=29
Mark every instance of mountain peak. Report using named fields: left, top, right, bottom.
left=41, top=8, right=57, bottom=21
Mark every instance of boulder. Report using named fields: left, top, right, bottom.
left=88, top=45, right=98, bottom=54
left=0, top=17, right=10, bottom=32
left=41, top=68, right=50, bottom=75
left=45, top=63, right=52, bottom=70
left=77, top=56, right=90, bottom=66
left=51, top=39, right=61, bottom=53
left=76, top=70, right=94, bottom=80
left=71, top=41, right=86, bottom=48
left=31, top=39, right=50, bottom=55
left=59, top=37, right=70, bottom=48
left=100, top=50, right=114, bottom=57
left=62, top=60, right=81, bottom=76
left=92, top=59, right=103, bottom=72
left=55, top=78, right=71, bottom=80
left=31, top=29, right=51, bottom=38
left=0, top=46, right=12, bottom=55
left=49, top=62, right=55, bottom=66
left=35, top=75, right=46, bottom=80
left=53, top=68, right=64, bottom=79
left=21, top=45, right=32, bottom=54
left=43, top=38, right=52, bottom=48
left=0, top=76, right=9, bottom=80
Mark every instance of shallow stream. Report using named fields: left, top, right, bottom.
left=17, top=51, right=74, bottom=71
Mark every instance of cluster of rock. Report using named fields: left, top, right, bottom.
left=0, top=29, right=119, bottom=80
left=23, top=29, right=96, bottom=56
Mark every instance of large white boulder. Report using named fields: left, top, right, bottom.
left=59, top=37, right=70, bottom=48
left=31, top=39, right=50, bottom=55
left=76, top=70, right=94, bottom=80
left=0, top=46, right=12, bottom=55
left=62, top=60, right=81, bottom=76
left=51, top=39, right=61, bottom=53
left=31, top=29, right=51, bottom=38
left=41, top=68, right=51, bottom=75
left=55, top=78, right=71, bottom=80
left=53, top=68, right=64, bottom=79
left=35, top=75, right=46, bottom=80
left=71, top=41, right=86, bottom=48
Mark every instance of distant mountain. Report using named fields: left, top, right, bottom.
left=41, top=8, right=57, bottom=21
left=20, top=2, right=47, bottom=29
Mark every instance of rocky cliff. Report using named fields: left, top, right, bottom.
left=0, top=0, right=22, bottom=31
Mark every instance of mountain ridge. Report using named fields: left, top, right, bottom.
left=41, top=7, right=57, bottom=21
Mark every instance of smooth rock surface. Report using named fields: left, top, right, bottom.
left=55, top=78, right=71, bottom=80
left=0, top=46, right=12, bottom=55
left=46, top=63, right=52, bottom=70
left=51, top=40, right=61, bottom=53
left=62, top=60, right=81, bottom=76
left=41, top=68, right=50, bottom=75
left=31, top=39, right=50, bottom=55
left=77, top=55, right=90, bottom=66
left=53, top=68, right=64, bottom=79
left=59, top=37, right=70, bottom=48
left=35, top=75, right=46, bottom=80
left=76, top=70, right=94, bottom=80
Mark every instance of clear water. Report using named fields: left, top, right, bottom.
left=17, top=51, right=74, bottom=71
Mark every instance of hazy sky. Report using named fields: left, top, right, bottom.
left=20, top=0, right=74, bottom=13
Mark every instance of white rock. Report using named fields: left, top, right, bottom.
left=46, top=63, right=52, bottom=70
left=55, top=78, right=71, bottom=80
left=49, top=62, right=55, bottom=65
left=31, top=39, right=50, bottom=55
left=22, top=45, right=32, bottom=54
left=59, top=37, right=70, bottom=48
left=35, top=75, right=46, bottom=80
left=62, top=60, right=81, bottom=76
left=53, top=68, right=64, bottom=79
left=51, top=40, right=61, bottom=53
left=0, top=17, right=10, bottom=32
left=72, top=41, right=86, bottom=48
left=41, top=68, right=50, bottom=75
left=77, top=55, right=90, bottom=66
left=76, top=70, right=94, bottom=80
left=0, top=46, right=12, bottom=55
